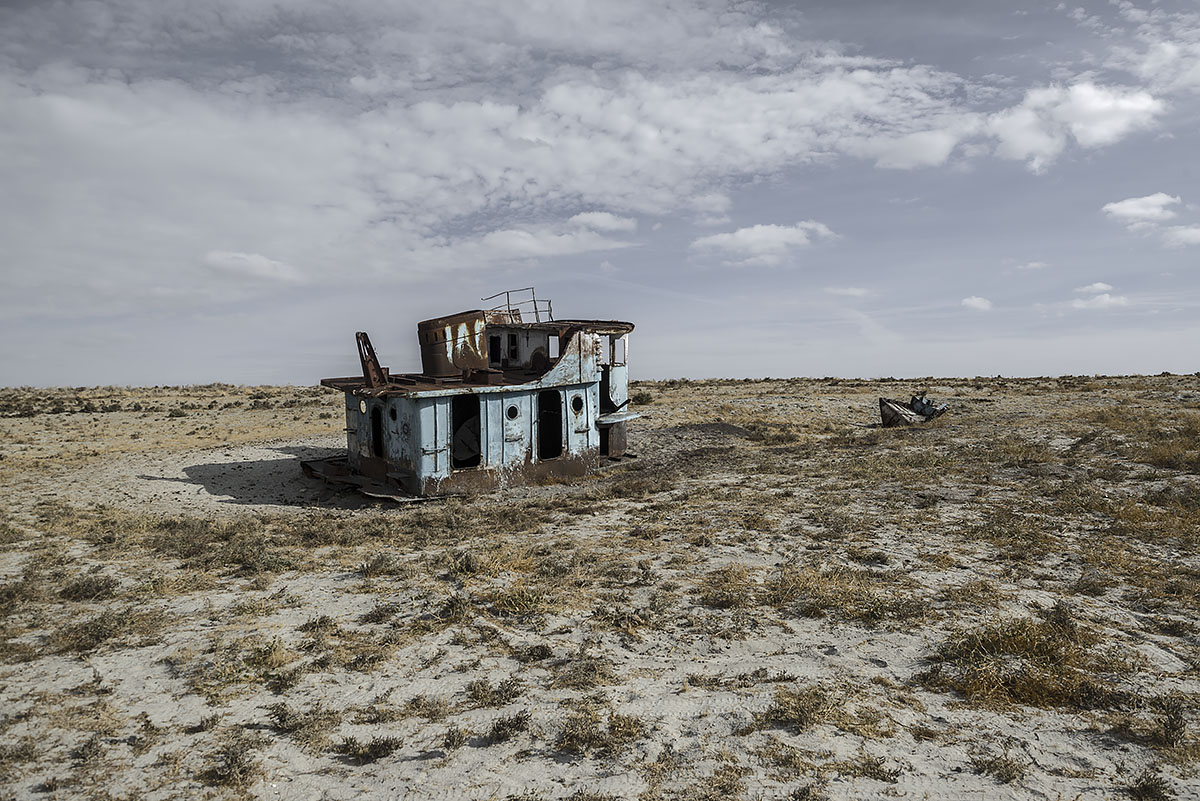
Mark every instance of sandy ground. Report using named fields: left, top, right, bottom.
left=0, top=377, right=1197, bottom=800
left=58, top=435, right=351, bottom=516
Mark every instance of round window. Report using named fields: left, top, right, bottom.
left=389, top=407, right=397, bottom=421
left=506, top=405, right=519, bottom=420
left=359, top=400, right=367, bottom=414
left=571, top=395, right=584, bottom=414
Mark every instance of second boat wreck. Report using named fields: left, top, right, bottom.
left=305, top=289, right=638, bottom=498
left=879, top=394, right=949, bottom=427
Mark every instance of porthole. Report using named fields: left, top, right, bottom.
left=389, top=407, right=397, bottom=421
left=571, top=395, right=584, bottom=414
left=506, top=404, right=520, bottom=420
left=359, top=399, right=367, bottom=414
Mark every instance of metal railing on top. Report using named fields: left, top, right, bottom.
left=481, top=287, right=554, bottom=322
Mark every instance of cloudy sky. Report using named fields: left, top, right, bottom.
left=2, top=0, right=1199, bottom=385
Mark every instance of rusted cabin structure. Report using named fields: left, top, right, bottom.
left=308, top=290, right=637, bottom=498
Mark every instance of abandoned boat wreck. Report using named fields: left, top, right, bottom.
left=879, top=394, right=948, bottom=427
left=305, top=290, right=637, bottom=498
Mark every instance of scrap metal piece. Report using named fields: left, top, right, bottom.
left=356, top=332, right=388, bottom=388
left=879, top=394, right=949, bottom=427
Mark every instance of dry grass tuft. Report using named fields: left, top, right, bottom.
left=552, top=646, right=618, bottom=690
left=50, top=606, right=166, bottom=653
left=265, top=702, right=343, bottom=754
left=336, top=735, right=403, bottom=764
left=467, top=676, right=524, bottom=707
left=1155, top=697, right=1188, bottom=748
left=749, top=686, right=837, bottom=734
left=59, top=573, right=120, bottom=602
left=442, top=725, right=469, bottom=750
left=970, top=748, right=1027, bottom=784
left=918, top=604, right=1134, bottom=710
left=201, top=728, right=267, bottom=788
left=359, top=551, right=411, bottom=578
left=487, top=710, right=532, bottom=744
left=667, top=760, right=750, bottom=801
left=830, top=750, right=901, bottom=783
left=1127, top=767, right=1174, bottom=800
left=487, top=584, right=554, bottom=619
left=763, top=564, right=923, bottom=626
left=696, top=565, right=756, bottom=609
left=404, top=695, right=452, bottom=721
left=555, top=698, right=644, bottom=756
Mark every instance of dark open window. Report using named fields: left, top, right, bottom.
left=370, top=406, right=384, bottom=458
left=537, top=390, right=563, bottom=460
left=451, top=395, right=482, bottom=469
left=599, top=367, right=616, bottom=413
left=488, top=335, right=501, bottom=365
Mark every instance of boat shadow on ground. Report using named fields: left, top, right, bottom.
left=136, top=445, right=372, bottom=508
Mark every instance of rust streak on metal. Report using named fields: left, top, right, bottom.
left=356, top=331, right=388, bottom=389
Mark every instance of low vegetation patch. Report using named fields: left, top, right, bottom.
left=917, top=604, right=1135, bottom=710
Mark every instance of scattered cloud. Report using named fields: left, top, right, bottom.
left=202, top=251, right=304, bottom=283
left=569, top=212, right=638, bottom=232
left=3, top=0, right=1200, bottom=384
left=1075, top=281, right=1113, bottom=293
left=689, top=193, right=733, bottom=226
left=1070, top=293, right=1129, bottom=309
left=477, top=226, right=633, bottom=258
left=0, top=0, right=1182, bottom=326
left=1102, top=192, right=1200, bottom=247
left=1163, top=225, right=1200, bottom=247
left=690, top=221, right=836, bottom=267
left=1102, top=192, right=1181, bottom=224
left=988, top=83, right=1163, bottom=172
left=1105, top=4, right=1200, bottom=94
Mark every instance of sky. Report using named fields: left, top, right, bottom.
left=1, top=0, right=1199, bottom=386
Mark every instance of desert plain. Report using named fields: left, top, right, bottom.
left=0, top=375, right=1197, bottom=800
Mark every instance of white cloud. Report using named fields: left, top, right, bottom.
left=1162, top=225, right=1200, bottom=246
left=569, top=212, right=638, bottom=232
left=689, top=192, right=733, bottom=225
left=1016, top=260, right=1049, bottom=271
left=989, top=83, right=1162, bottom=171
left=690, top=221, right=836, bottom=266
left=1074, top=282, right=1113, bottom=293
left=1101, top=192, right=1200, bottom=247
left=477, top=227, right=633, bottom=258
left=1070, top=293, right=1130, bottom=309
left=0, top=0, right=1189, bottom=379
left=203, top=251, right=304, bottom=283
left=1051, top=83, right=1163, bottom=147
left=841, top=120, right=979, bottom=169
left=1106, top=6, right=1200, bottom=94
left=961, top=296, right=993, bottom=311
left=825, top=286, right=869, bottom=297
left=1102, top=192, right=1181, bottom=224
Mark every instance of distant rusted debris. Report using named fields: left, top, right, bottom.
left=879, top=394, right=948, bottom=427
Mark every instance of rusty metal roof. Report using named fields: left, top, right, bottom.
left=418, top=310, right=633, bottom=336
